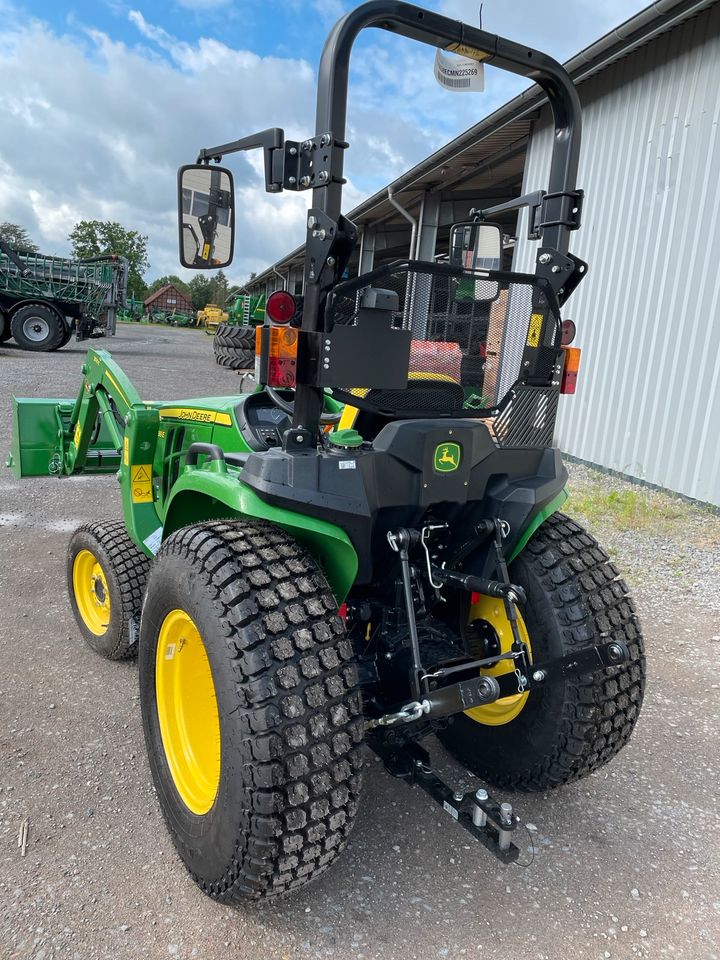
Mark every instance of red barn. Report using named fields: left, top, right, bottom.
left=144, top=284, right=192, bottom=315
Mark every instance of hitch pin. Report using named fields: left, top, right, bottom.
left=472, top=789, right=488, bottom=828
left=498, top=802, right=514, bottom=851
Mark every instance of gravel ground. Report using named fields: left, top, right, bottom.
left=1, top=326, right=718, bottom=960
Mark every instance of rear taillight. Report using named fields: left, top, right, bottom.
left=560, top=346, right=581, bottom=394
left=255, top=325, right=298, bottom=388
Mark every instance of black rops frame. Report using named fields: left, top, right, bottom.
left=195, top=1, right=584, bottom=441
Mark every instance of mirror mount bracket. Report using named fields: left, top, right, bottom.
left=282, top=132, right=348, bottom=191
left=473, top=188, right=584, bottom=242
left=195, top=128, right=348, bottom=195
left=196, top=127, right=286, bottom=193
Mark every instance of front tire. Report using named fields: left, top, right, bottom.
left=67, top=521, right=150, bottom=660
left=439, top=513, right=646, bottom=791
left=139, top=520, right=364, bottom=901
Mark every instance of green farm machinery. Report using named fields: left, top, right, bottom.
left=0, top=241, right=127, bottom=351
left=117, top=296, right=146, bottom=324
left=10, top=1, right=644, bottom=903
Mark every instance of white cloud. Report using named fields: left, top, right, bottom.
left=0, top=5, right=476, bottom=286
left=0, top=1, right=652, bottom=287
left=0, top=10, right=321, bottom=284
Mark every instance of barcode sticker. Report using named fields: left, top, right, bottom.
left=434, top=49, right=485, bottom=93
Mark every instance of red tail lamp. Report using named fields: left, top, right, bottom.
left=266, top=290, right=296, bottom=324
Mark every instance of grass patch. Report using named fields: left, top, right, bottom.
left=566, top=481, right=720, bottom=543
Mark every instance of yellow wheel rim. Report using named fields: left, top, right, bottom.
left=464, top=594, right=533, bottom=726
left=72, top=549, right=111, bottom=636
left=155, top=609, right=221, bottom=815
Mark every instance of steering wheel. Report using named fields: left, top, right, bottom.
left=264, top=386, right=342, bottom=425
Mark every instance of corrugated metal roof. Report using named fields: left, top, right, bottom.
left=247, top=0, right=718, bottom=288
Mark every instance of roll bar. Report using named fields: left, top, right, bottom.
left=191, top=2, right=584, bottom=440
left=288, top=1, right=583, bottom=437
left=313, top=1, right=582, bottom=255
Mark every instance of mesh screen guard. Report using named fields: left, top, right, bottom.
left=323, top=261, right=564, bottom=447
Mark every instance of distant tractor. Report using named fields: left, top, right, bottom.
left=0, top=240, right=127, bottom=352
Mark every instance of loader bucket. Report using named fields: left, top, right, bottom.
left=7, top=397, right=71, bottom=478
left=7, top=397, right=122, bottom=478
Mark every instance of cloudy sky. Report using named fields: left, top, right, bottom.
left=0, top=0, right=649, bottom=286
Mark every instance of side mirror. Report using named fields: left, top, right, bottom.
left=178, top=164, right=235, bottom=269
left=449, top=221, right=502, bottom=273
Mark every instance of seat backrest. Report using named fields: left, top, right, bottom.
left=343, top=378, right=466, bottom=440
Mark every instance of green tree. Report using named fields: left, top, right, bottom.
left=209, top=269, right=229, bottom=305
left=68, top=220, right=149, bottom=298
left=0, top=222, right=39, bottom=254
left=188, top=274, right=213, bottom=310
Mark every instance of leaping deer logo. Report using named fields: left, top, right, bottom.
left=434, top=442, right=461, bottom=473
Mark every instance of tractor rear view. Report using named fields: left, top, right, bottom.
left=0, top=240, right=128, bottom=351
left=10, top=0, right=645, bottom=904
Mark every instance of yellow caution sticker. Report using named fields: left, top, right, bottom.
left=202, top=243, right=211, bottom=261
left=159, top=407, right=232, bottom=426
left=131, top=464, right=153, bottom=503
left=74, top=424, right=81, bottom=448
left=123, top=437, right=129, bottom=466
left=527, top=313, right=544, bottom=348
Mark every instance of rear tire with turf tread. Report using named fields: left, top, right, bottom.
left=67, top=520, right=150, bottom=660
left=138, top=519, right=364, bottom=901
left=439, top=512, right=646, bottom=791
left=10, top=303, right=65, bottom=351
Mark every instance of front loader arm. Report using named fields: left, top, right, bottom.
left=64, top=349, right=142, bottom=474
left=9, top=349, right=163, bottom=558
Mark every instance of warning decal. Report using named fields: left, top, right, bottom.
left=131, top=464, right=153, bottom=503
left=527, top=313, right=544, bottom=348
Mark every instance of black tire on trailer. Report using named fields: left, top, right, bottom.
left=439, top=513, right=646, bottom=792
left=50, top=319, right=73, bottom=350
left=10, top=302, right=65, bottom=351
left=138, top=519, right=364, bottom=901
left=67, top=520, right=150, bottom=661
left=0, top=311, right=10, bottom=342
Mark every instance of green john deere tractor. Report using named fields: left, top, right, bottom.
left=9, top=1, right=645, bottom=902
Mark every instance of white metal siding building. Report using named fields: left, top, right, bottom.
left=246, top=0, right=720, bottom=506
left=515, top=2, right=720, bottom=505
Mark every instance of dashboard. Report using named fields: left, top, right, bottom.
left=236, top=393, right=292, bottom=450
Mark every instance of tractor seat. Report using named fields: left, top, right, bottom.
left=336, top=378, right=465, bottom=440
